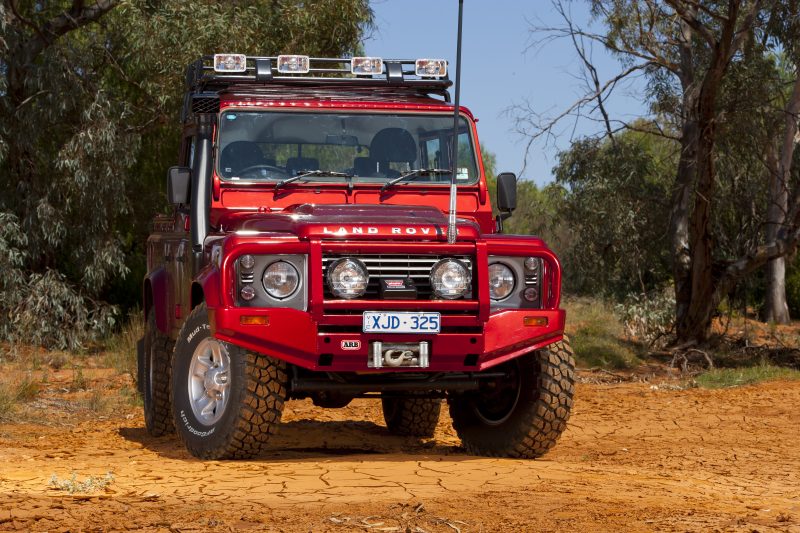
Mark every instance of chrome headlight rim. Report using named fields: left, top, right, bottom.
left=261, top=260, right=301, bottom=300
left=327, top=257, right=369, bottom=299
left=430, top=258, right=472, bottom=300
left=488, top=262, right=516, bottom=301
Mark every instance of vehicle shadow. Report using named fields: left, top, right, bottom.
left=118, top=418, right=466, bottom=461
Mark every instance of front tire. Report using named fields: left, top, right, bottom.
left=143, top=313, right=174, bottom=436
left=382, top=396, right=441, bottom=437
left=449, top=338, right=575, bottom=458
left=171, top=304, right=288, bottom=459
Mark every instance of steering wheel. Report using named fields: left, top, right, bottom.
left=238, top=164, right=289, bottom=177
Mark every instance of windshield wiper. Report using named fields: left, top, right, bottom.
left=274, top=170, right=354, bottom=192
left=380, top=168, right=452, bottom=192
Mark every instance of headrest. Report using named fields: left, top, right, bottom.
left=369, top=128, right=417, bottom=163
left=219, top=141, right=264, bottom=174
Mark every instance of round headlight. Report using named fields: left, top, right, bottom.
left=488, top=263, right=515, bottom=300
left=328, top=258, right=369, bottom=299
left=430, top=259, right=471, bottom=300
left=262, top=261, right=300, bottom=299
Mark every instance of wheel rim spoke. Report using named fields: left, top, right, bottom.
left=187, top=337, right=232, bottom=425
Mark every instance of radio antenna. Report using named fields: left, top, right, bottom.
left=447, top=0, right=464, bottom=244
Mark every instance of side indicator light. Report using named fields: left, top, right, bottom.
left=240, top=316, right=269, bottom=326
left=523, top=316, right=548, bottom=327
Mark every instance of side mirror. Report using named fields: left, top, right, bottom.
left=167, top=166, right=191, bottom=205
left=497, top=172, right=517, bottom=212
left=496, top=172, right=517, bottom=232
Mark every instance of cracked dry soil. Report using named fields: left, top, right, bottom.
left=1, top=378, right=799, bottom=532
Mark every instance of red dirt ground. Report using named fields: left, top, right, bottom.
left=1, top=365, right=799, bottom=532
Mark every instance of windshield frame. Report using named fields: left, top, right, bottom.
left=214, top=108, right=481, bottom=187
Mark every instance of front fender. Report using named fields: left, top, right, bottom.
left=144, top=267, right=172, bottom=335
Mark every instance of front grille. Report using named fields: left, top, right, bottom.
left=322, top=254, right=473, bottom=300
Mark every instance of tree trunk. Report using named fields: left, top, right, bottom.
left=763, top=73, right=800, bottom=323
left=670, top=15, right=698, bottom=335
left=764, top=143, right=791, bottom=323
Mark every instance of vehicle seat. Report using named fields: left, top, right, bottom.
left=354, top=157, right=378, bottom=177
left=286, top=157, right=319, bottom=175
left=369, top=128, right=417, bottom=178
left=219, top=141, right=265, bottom=176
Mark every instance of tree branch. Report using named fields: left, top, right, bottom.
left=18, top=0, right=119, bottom=64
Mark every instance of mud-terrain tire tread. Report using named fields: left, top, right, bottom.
left=382, top=396, right=441, bottom=437
left=449, top=337, right=575, bottom=458
left=171, top=304, right=288, bottom=460
left=143, top=313, right=175, bottom=436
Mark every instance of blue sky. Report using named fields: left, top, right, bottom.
left=365, top=0, right=648, bottom=185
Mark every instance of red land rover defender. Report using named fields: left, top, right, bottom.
left=138, top=54, right=574, bottom=459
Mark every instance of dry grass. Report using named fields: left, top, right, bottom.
left=102, top=309, right=143, bottom=379
left=0, top=373, right=41, bottom=420
left=564, top=297, right=644, bottom=369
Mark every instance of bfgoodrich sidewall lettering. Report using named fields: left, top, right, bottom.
left=172, top=305, right=240, bottom=450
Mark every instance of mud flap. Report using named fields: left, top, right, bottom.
left=136, top=337, right=145, bottom=394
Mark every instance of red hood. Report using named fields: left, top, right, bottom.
left=217, top=204, right=481, bottom=241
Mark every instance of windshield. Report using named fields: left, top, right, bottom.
left=216, top=110, right=479, bottom=185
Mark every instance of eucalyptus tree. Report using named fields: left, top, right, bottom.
left=0, top=0, right=373, bottom=349
left=514, top=0, right=800, bottom=343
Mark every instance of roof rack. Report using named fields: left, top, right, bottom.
left=181, top=56, right=453, bottom=123
left=187, top=55, right=450, bottom=93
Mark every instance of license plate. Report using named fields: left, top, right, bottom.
left=363, top=311, right=441, bottom=334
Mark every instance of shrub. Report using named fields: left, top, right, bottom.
left=615, top=287, right=675, bottom=348
left=0, top=212, right=117, bottom=351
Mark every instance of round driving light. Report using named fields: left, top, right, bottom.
left=240, top=285, right=256, bottom=301
left=524, top=257, right=539, bottom=271
left=328, top=258, right=369, bottom=299
left=262, top=261, right=300, bottom=299
left=488, top=263, right=515, bottom=300
left=240, top=254, right=256, bottom=270
left=523, top=287, right=539, bottom=302
left=430, top=259, right=471, bottom=300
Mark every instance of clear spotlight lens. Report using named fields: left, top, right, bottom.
left=240, top=285, right=256, bottom=301
left=328, top=258, right=369, bottom=299
left=240, top=254, right=256, bottom=270
left=262, top=261, right=300, bottom=299
left=488, top=263, right=515, bottom=300
left=524, top=257, right=540, bottom=272
left=523, top=287, right=539, bottom=302
left=430, top=259, right=471, bottom=300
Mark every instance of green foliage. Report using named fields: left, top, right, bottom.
left=553, top=130, right=675, bottom=297
left=615, top=287, right=675, bottom=348
left=695, top=365, right=800, bottom=389
left=0, top=1, right=373, bottom=347
left=483, top=147, right=566, bottom=250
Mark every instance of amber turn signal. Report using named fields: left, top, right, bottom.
left=240, top=315, right=269, bottom=326
left=523, top=316, right=548, bottom=327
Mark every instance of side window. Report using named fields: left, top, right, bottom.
left=455, top=132, right=474, bottom=181
left=424, top=138, right=441, bottom=168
